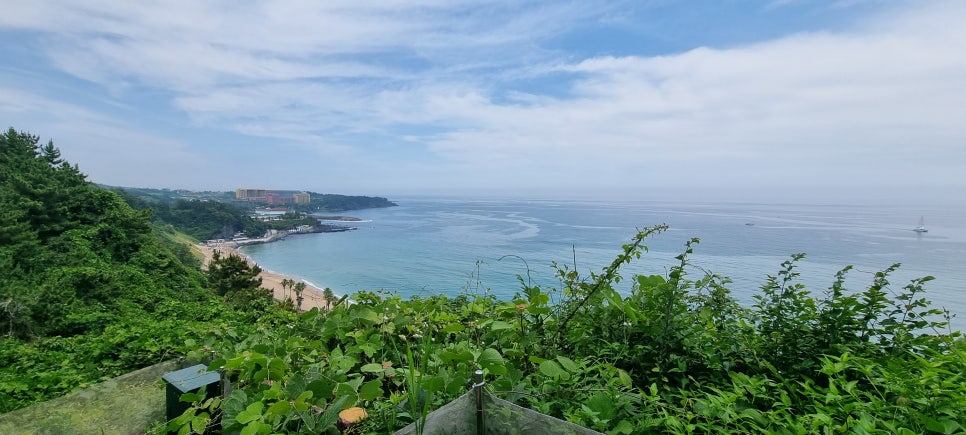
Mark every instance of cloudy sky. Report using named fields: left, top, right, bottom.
left=1, top=1, right=964, bottom=202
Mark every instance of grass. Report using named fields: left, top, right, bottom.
left=0, top=360, right=186, bottom=435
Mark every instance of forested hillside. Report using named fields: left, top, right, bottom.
left=115, top=186, right=396, bottom=214
left=118, top=192, right=265, bottom=241
left=299, top=193, right=396, bottom=212
left=115, top=187, right=393, bottom=241
left=0, top=128, right=289, bottom=413
left=0, top=128, right=206, bottom=339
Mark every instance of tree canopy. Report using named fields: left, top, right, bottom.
left=0, top=128, right=290, bottom=412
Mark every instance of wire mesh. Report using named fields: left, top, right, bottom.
left=393, top=389, right=604, bottom=435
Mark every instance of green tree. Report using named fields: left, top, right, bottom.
left=206, top=251, right=270, bottom=308
left=280, top=278, right=294, bottom=303
left=294, top=281, right=306, bottom=311
left=1, top=128, right=266, bottom=412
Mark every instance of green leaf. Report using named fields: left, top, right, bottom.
left=346, top=376, right=364, bottom=390
left=586, top=392, right=616, bottom=418
left=267, top=357, right=288, bottom=378
left=308, top=378, right=335, bottom=400
left=221, top=390, right=249, bottom=428
left=359, top=379, right=383, bottom=401
left=262, top=381, right=283, bottom=400
left=285, top=374, right=307, bottom=400
left=236, top=401, right=264, bottom=424
left=224, top=356, right=246, bottom=370
left=636, top=274, right=665, bottom=289
left=555, top=356, right=579, bottom=373
left=608, top=419, right=635, bottom=435
left=330, top=347, right=360, bottom=372
left=240, top=421, right=271, bottom=435
left=616, top=368, right=632, bottom=388
left=530, top=292, right=550, bottom=306
left=924, top=417, right=962, bottom=434
left=422, top=375, right=445, bottom=392
left=539, top=360, right=567, bottom=378
left=294, top=390, right=313, bottom=412
left=190, top=413, right=210, bottom=434
left=478, top=348, right=507, bottom=375
left=358, top=343, right=379, bottom=358
left=440, top=349, right=475, bottom=364
left=335, top=382, right=357, bottom=397
left=488, top=321, right=514, bottom=331
left=441, top=323, right=465, bottom=333
left=267, top=400, right=291, bottom=416
left=350, top=307, right=380, bottom=325
left=206, top=358, right=227, bottom=372
left=335, top=380, right=361, bottom=405
left=526, top=305, right=552, bottom=315
left=360, top=363, right=384, bottom=373
left=739, top=408, right=764, bottom=423
left=318, top=396, right=351, bottom=429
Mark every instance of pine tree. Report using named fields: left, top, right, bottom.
left=206, top=251, right=270, bottom=308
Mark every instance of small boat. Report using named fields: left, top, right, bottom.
left=913, top=217, right=928, bottom=233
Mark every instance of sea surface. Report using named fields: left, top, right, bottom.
left=242, top=197, right=966, bottom=331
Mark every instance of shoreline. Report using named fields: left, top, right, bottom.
left=193, top=242, right=337, bottom=311
left=229, top=224, right=355, bottom=248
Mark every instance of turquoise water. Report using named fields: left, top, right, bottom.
left=242, top=197, right=966, bottom=331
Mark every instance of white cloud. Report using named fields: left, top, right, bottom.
left=417, top=1, right=966, bottom=190
left=0, top=84, right=207, bottom=188
left=2, top=0, right=964, bottom=197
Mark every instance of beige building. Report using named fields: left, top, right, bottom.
left=235, top=188, right=267, bottom=200
left=293, top=193, right=311, bottom=204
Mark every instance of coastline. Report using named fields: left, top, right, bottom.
left=193, top=242, right=336, bottom=311
left=229, top=224, right=354, bottom=248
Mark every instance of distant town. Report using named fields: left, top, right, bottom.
left=235, top=188, right=312, bottom=205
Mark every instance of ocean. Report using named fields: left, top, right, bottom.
left=242, top=197, right=966, bottom=331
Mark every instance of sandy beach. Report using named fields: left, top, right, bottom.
left=192, top=242, right=334, bottom=311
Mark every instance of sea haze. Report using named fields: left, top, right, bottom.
left=242, top=197, right=966, bottom=331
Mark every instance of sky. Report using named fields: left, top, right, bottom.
left=1, top=0, right=964, bottom=203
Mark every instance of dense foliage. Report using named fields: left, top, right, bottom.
left=0, top=128, right=210, bottom=338
left=153, top=199, right=265, bottom=241
left=296, top=193, right=396, bottom=212
left=0, top=128, right=284, bottom=413
left=117, top=191, right=265, bottom=241
left=206, top=251, right=272, bottom=309
left=173, top=227, right=965, bottom=434
left=110, top=187, right=235, bottom=204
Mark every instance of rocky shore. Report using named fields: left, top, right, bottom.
left=228, top=223, right=355, bottom=247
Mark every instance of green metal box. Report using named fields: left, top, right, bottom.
left=162, top=364, right=221, bottom=426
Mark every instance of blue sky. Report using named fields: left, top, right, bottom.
left=2, top=1, right=964, bottom=202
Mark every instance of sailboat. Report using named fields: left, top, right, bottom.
left=913, top=217, right=928, bottom=233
